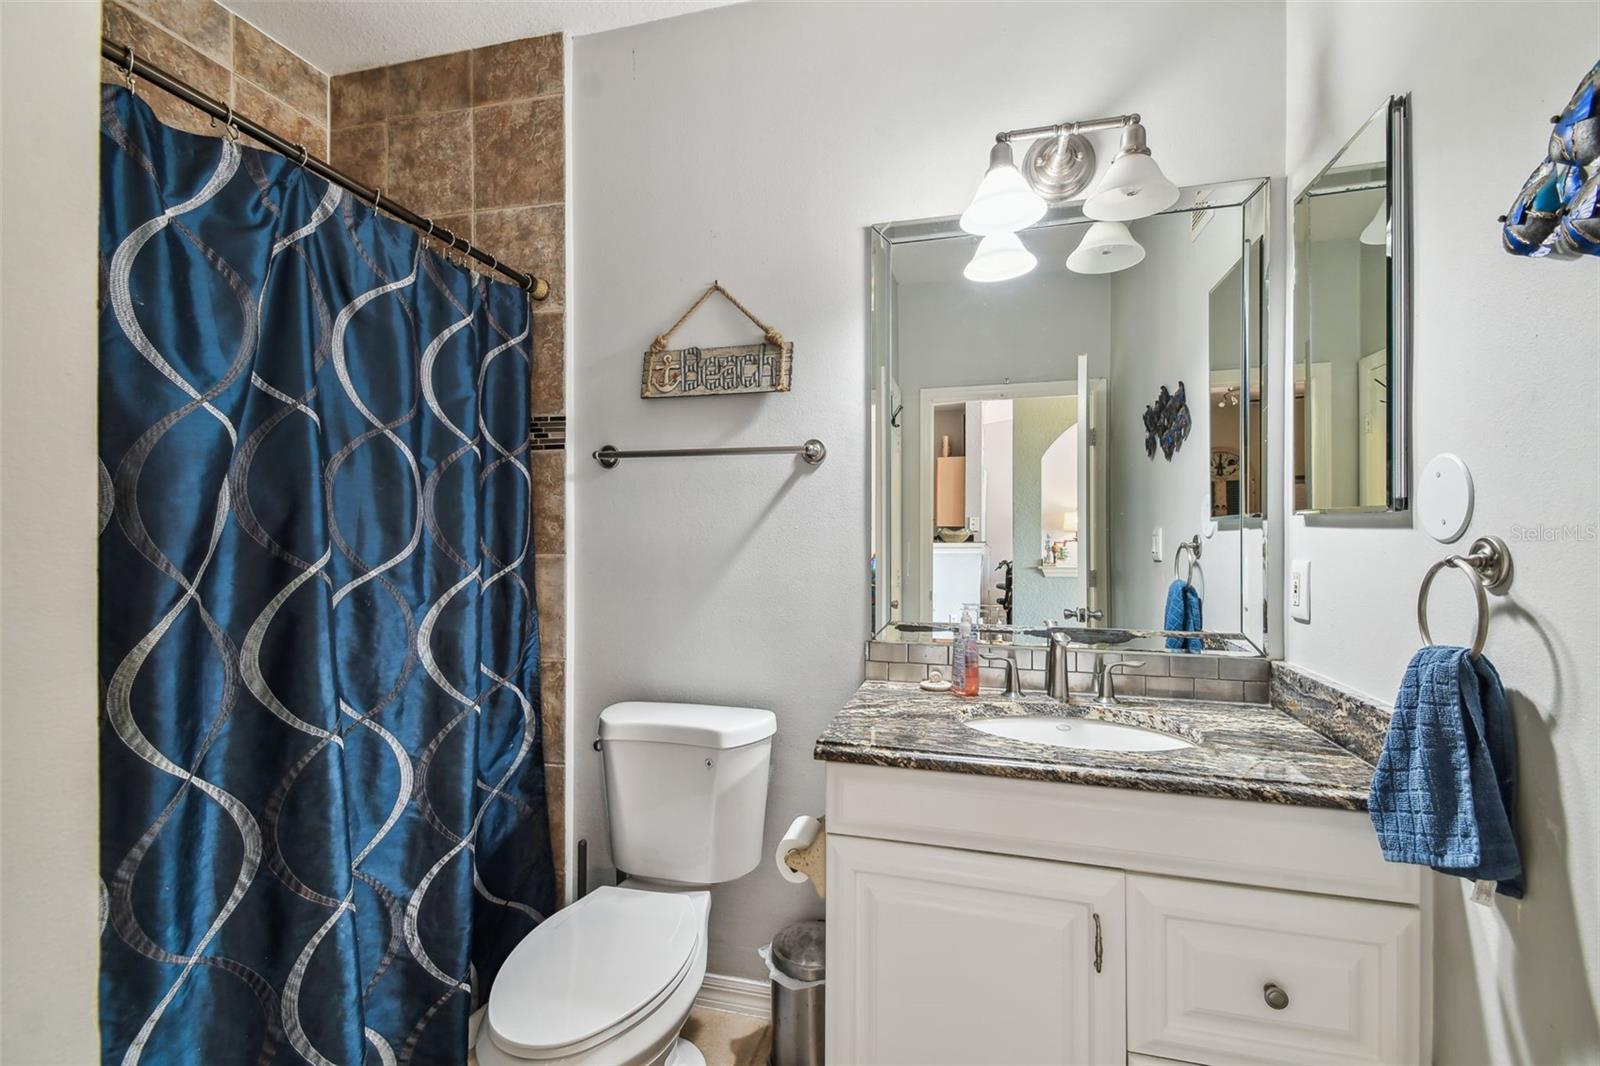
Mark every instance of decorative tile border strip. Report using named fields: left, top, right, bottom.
left=529, top=414, right=565, bottom=451
left=1269, top=662, right=1390, bottom=765
left=863, top=640, right=1270, bottom=704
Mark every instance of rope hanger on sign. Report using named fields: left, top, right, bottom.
left=648, top=281, right=788, bottom=356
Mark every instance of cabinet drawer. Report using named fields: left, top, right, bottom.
left=1127, top=875, right=1421, bottom=1066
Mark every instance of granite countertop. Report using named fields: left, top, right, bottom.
left=814, top=681, right=1377, bottom=810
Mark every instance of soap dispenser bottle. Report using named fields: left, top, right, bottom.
left=955, top=606, right=980, bottom=697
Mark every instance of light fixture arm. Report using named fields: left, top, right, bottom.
left=989, top=113, right=1144, bottom=205
left=995, top=113, right=1139, bottom=145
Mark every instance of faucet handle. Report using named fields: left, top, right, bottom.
left=979, top=652, right=1023, bottom=698
left=1099, top=660, right=1145, bottom=703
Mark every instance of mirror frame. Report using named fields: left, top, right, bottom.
left=866, top=179, right=1273, bottom=650
left=1292, top=94, right=1412, bottom=515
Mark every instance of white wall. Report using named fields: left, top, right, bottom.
left=980, top=406, right=1013, bottom=604
left=1108, top=205, right=1251, bottom=632
left=1011, top=396, right=1079, bottom=625
left=1285, top=4, right=1600, bottom=1061
left=0, top=3, right=104, bottom=1061
left=895, top=270, right=1108, bottom=620
left=573, top=0, right=1285, bottom=980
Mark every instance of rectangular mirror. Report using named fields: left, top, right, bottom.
left=868, top=179, right=1270, bottom=656
left=1293, top=95, right=1411, bottom=513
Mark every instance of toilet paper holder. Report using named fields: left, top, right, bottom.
left=778, top=815, right=826, bottom=898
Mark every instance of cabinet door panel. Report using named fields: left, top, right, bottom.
left=828, top=835, right=1125, bottom=1066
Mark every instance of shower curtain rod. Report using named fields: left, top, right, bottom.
left=101, top=38, right=551, bottom=300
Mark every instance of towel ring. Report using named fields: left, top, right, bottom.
left=1174, top=535, right=1201, bottom=576
left=1416, top=536, right=1513, bottom=659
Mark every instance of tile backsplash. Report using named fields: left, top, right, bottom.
left=864, top=641, right=1271, bottom=704
left=1270, top=661, right=1391, bottom=762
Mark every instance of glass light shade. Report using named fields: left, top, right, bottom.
left=963, top=231, right=1037, bottom=283
left=959, top=142, right=1047, bottom=235
left=1360, top=201, right=1387, bottom=245
left=1082, top=151, right=1180, bottom=221
left=1066, top=221, right=1145, bottom=274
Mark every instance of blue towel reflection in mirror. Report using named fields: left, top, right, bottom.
left=1164, top=579, right=1203, bottom=652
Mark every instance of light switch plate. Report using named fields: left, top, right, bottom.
left=1151, top=527, right=1163, bottom=562
left=1290, top=559, right=1311, bottom=622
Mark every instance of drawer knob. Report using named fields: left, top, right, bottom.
left=1263, top=983, right=1290, bottom=1011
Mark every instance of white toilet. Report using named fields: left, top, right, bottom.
left=477, top=701, right=777, bottom=1066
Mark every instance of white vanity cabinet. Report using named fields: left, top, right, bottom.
left=824, top=763, right=1427, bottom=1066
left=829, top=836, right=1125, bottom=1065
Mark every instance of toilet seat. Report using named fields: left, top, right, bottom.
left=486, top=886, right=701, bottom=1060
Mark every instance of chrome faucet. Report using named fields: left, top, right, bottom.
left=1044, top=630, right=1072, bottom=700
left=980, top=652, right=1025, bottom=699
left=1092, top=657, right=1145, bottom=704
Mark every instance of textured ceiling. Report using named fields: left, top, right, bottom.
left=221, top=1, right=743, bottom=74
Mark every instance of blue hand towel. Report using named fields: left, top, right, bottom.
left=1369, top=646, right=1523, bottom=897
left=1163, top=579, right=1202, bottom=652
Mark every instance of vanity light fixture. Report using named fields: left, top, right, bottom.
left=959, top=141, right=1048, bottom=235
left=960, top=111, right=1175, bottom=281
left=963, top=231, right=1038, bottom=283
left=1082, top=120, right=1181, bottom=221
left=1066, top=221, right=1145, bottom=274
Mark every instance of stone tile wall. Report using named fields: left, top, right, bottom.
left=330, top=38, right=568, bottom=897
left=101, top=0, right=328, bottom=154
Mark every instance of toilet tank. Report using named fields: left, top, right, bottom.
left=599, top=702, right=776, bottom=884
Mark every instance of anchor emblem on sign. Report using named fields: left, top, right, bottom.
left=648, top=350, right=682, bottom=393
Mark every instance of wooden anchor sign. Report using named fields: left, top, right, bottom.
left=641, top=282, right=794, bottom=399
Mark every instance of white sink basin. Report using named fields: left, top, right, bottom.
left=967, top=715, right=1195, bottom=752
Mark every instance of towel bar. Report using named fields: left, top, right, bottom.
left=1416, top=535, right=1513, bottom=658
left=593, top=439, right=826, bottom=468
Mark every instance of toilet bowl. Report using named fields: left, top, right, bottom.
left=477, top=702, right=776, bottom=1066
left=476, top=884, right=711, bottom=1066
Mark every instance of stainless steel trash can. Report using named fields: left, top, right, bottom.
left=769, top=920, right=825, bottom=1066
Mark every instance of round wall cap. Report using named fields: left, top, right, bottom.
left=1418, top=453, right=1474, bottom=543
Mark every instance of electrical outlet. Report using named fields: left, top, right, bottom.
left=1291, top=559, right=1311, bottom=622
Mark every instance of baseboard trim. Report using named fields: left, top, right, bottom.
left=694, top=972, right=770, bottom=1018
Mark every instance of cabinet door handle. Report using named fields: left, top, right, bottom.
left=1263, top=982, right=1290, bottom=1010
left=1092, top=913, right=1103, bottom=974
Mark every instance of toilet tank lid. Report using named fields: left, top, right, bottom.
left=600, top=702, right=776, bottom=748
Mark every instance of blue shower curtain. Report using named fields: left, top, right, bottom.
left=98, top=87, right=554, bottom=1065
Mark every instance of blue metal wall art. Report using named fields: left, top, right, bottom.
left=1502, top=60, right=1600, bottom=258
left=1143, top=381, right=1191, bottom=461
